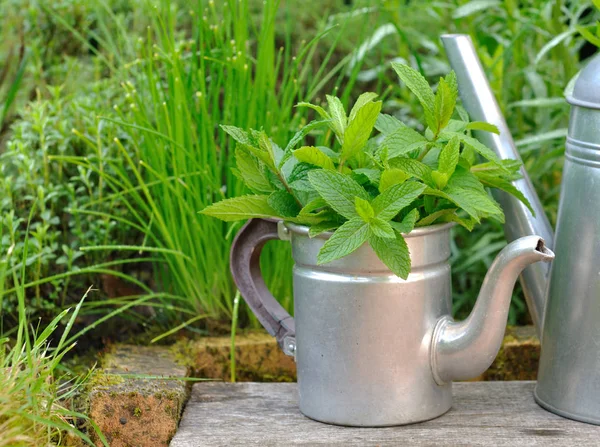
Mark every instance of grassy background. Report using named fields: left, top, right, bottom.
left=0, top=0, right=597, bottom=334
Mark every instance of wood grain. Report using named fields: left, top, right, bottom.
left=170, top=382, right=600, bottom=446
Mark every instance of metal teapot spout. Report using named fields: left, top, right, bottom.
left=441, top=34, right=554, bottom=333
left=431, top=236, right=554, bottom=384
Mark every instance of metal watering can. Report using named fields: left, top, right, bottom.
left=443, top=34, right=600, bottom=425
left=231, top=221, right=552, bottom=424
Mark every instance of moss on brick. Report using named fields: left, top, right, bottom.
left=170, top=331, right=296, bottom=382
left=484, top=326, right=540, bottom=381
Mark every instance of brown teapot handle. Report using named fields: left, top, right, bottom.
left=230, top=218, right=296, bottom=356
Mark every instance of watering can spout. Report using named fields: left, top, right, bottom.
left=441, top=34, right=554, bottom=334
left=431, top=236, right=554, bottom=383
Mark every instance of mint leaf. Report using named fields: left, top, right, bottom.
left=441, top=132, right=504, bottom=167
left=433, top=136, right=460, bottom=189
left=475, top=172, right=534, bottom=215
left=308, top=169, right=369, bottom=219
left=447, top=165, right=489, bottom=191
left=426, top=181, right=503, bottom=223
left=341, top=100, right=382, bottom=162
left=442, top=213, right=476, bottom=231
left=438, top=136, right=460, bottom=175
left=379, top=123, right=428, bottom=160
left=257, top=132, right=279, bottom=168
left=309, top=221, right=339, bottom=238
left=268, top=191, right=301, bottom=218
left=379, top=168, right=409, bottom=193
left=235, top=147, right=273, bottom=193
left=445, top=119, right=468, bottom=133
left=326, top=94, right=347, bottom=141
left=466, top=121, right=500, bottom=134
left=239, top=143, right=275, bottom=171
left=445, top=70, right=458, bottom=101
left=372, top=181, right=426, bottom=221
left=354, top=196, right=374, bottom=222
left=317, top=217, right=369, bottom=264
left=296, top=102, right=329, bottom=120
left=370, top=218, right=395, bottom=238
left=221, top=125, right=253, bottom=146
left=291, top=211, right=333, bottom=226
left=369, top=232, right=411, bottom=279
left=434, top=73, right=457, bottom=134
left=375, top=113, right=403, bottom=135
left=388, top=158, right=434, bottom=187
left=279, top=119, right=331, bottom=168
left=293, top=146, right=335, bottom=170
left=424, top=187, right=479, bottom=222
left=299, top=197, right=328, bottom=215
left=471, top=159, right=522, bottom=179
left=432, top=171, right=450, bottom=190
left=348, top=92, right=378, bottom=122
left=285, top=120, right=331, bottom=153
left=266, top=169, right=285, bottom=191
left=352, top=168, right=381, bottom=187
left=416, top=208, right=457, bottom=227
left=200, top=195, right=278, bottom=221
left=316, top=146, right=340, bottom=161
left=390, top=208, right=420, bottom=234
left=288, top=162, right=314, bottom=184
left=445, top=167, right=504, bottom=221
left=391, top=62, right=436, bottom=131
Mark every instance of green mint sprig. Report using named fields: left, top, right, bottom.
left=201, top=64, right=532, bottom=279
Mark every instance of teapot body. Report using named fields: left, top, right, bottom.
left=289, top=222, right=453, bottom=426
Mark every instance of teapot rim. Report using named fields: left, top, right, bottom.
left=283, top=221, right=456, bottom=239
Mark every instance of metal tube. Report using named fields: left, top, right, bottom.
left=441, top=34, right=554, bottom=334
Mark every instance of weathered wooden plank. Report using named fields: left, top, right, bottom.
left=170, top=382, right=600, bottom=446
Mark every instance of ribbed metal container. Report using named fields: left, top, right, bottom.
left=534, top=54, right=600, bottom=425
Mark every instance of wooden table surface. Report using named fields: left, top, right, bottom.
left=170, top=381, right=600, bottom=446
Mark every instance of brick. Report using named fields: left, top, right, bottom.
left=482, top=325, right=540, bottom=380
left=88, top=345, right=189, bottom=447
left=172, top=332, right=296, bottom=382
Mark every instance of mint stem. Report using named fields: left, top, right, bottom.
left=276, top=171, right=303, bottom=208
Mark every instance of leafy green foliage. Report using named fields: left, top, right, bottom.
left=3, top=0, right=589, bottom=330
left=0, top=83, right=138, bottom=320
left=346, top=0, right=596, bottom=320
left=202, top=65, right=530, bottom=279
left=37, top=0, right=377, bottom=327
left=317, top=217, right=370, bottom=264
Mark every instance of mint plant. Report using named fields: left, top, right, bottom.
left=201, top=63, right=532, bottom=279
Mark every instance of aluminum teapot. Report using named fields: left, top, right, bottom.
left=444, top=34, right=600, bottom=425
left=231, top=217, right=552, bottom=426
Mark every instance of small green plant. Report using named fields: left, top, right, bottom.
left=202, top=63, right=532, bottom=279
left=0, top=205, right=107, bottom=446
left=0, top=81, right=143, bottom=323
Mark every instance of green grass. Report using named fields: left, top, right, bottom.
left=0, top=206, right=106, bottom=446
left=61, top=0, right=375, bottom=325
left=0, top=0, right=597, bottom=333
